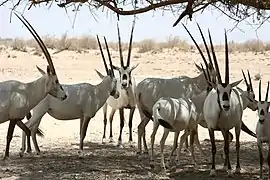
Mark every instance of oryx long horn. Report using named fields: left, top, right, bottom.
left=225, top=30, right=229, bottom=84
left=196, top=23, right=214, bottom=70
left=259, top=80, right=262, bottom=102
left=126, top=18, right=136, bottom=68
left=208, top=29, right=222, bottom=84
left=241, top=70, right=249, bottom=87
left=15, top=13, right=56, bottom=75
left=96, top=35, right=109, bottom=75
left=265, top=81, right=270, bottom=102
left=248, top=70, right=253, bottom=91
left=103, top=37, right=115, bottom=76
left=200, top=63, right=209, bottom=83
left=116, top=22, right=124, bottom=67
left=182, top=23, right=208, bottom=71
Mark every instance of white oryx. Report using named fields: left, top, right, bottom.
left=0, top=13, right=67, bottom=160
left=20, top=36, right=119, bottom=157
left=95, top=19, right=139, bottom=147
left=255, top=80, right=270, bottom=180
left=135, top=23, right=256, bottom=155
left=203, top=29, right=244, bottom=177
left=150, top=63, right=214, bottom=171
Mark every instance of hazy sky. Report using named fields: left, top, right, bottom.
left=0, top=3, right=270, bottom=44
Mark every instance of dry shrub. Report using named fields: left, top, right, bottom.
left=241, top=39, right=265, bottom=52
left=137, top=39, right=156, bottom=53
left=11, top=38, right=27, bottom=52
left=162, top=36, right=190, bottom=51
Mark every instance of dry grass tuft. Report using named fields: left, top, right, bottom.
left=2, top=35, right=270, bottom=55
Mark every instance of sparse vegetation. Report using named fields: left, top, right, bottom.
left=254, top=72, right=262, bottom=81
left=2, top=34, right=270, bottom=54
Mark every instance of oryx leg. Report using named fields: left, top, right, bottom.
left=16, top=120, right=31, bottom=157
left=150, top=120, right=159, bottom=161
left=176, top=130, right=189, bottom=163
left=79, top=116, right=91, bottom=157
left=222, top=129, right=233, bottom=177
left=117, top=108, right=124, bottom=147
left=109, top=109, right=116, bottom=143
left=183, top=135, right=189, bottom=152
left=128, top=107, right=135, bottom=147
left=160, top=128, right=170, bottom=171
left=235, top=125, right=241, bottom=174
left=137, top=117, right=150, bottom=155
left=102, top=103, right=108, bottom=144
left=3, top=120, right=17, bottom=160
left=168, top=131, right=180, bottom=162
left=21, top=106, right=47, bottom=155
left=258, top=140, right=263, bottom=180
left=193, top=128, right=207, bottom=161
left=209, top=128, right=217, bottom=177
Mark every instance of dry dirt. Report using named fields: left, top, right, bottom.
left=0, top=46, right=269, bottom=180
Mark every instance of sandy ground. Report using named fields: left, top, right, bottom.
left=0, top=46, right=269, bottom=179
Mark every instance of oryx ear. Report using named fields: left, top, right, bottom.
left=46, top=65, right=51, bottom=75
left=195, top=63, right=203, bottom=72
left=231, top=79, right=243, bottom=87
left=36, top=65, right=46, bottom=75
left=95, top=69, right=105, bottom=79
left=236, top=87, right=244, bottom=94
left=130, top=63, right=139, bottom=72
left=112, top=65, right=120, bottom=71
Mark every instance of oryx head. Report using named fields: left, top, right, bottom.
left=257, top=80, right=270, bottom=123
left=209, top=30, right=242, bottom=112
left=96, top=35, right=119, bottom=99
left=113, top=19, right=139, bottom=90
left=240, top=70, right=257, bottom=111
left=15, top=13, right=67, bottom=101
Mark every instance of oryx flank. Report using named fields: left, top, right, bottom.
left=20, top=36, right=119, bottom=157
left=150, top=63, right=214, bottom=171
left=203, top=28, right=243, bottom=177
left=0, top=13, right=67, bottom=160
left=256, top=80, right=270, bottom=180
left=96, top=19, right=139, bottom=147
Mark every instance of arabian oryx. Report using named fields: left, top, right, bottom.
left=0, top=13, right=67, bottom=160
left=203, top=29, right=244, bottom=177
left=165, top=69, right=257, bottom=169
left=20, top=36, right=119, bottom=157
left=135, top=23, right=256, bottom=155
left=256, top=80, right=270, bottom=180
left=149, top=62, right=214, bottom=171
left=95, top=19, right=139, bottom=147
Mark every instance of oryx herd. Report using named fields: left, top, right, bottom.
left=1, top=12, right=270, bottom=179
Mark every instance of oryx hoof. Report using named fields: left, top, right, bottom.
left=149, top=160, right=155, bottom=169
left=102, top=138, right=106, bottom=144
left=222, top=166, right=227, bottom=171
left=209, top=169, right=216, bottom=177
left=136, top=151, right=141, bottom=156
left=116, top=140, right=123, bottom=148
left=78, top=150, right=85, bottom=159
left=235, top=167, right=241, bottom=174
left=143, top=151, right=149, bottom=155
left=109, top=137, right=114, bottom=143
left=128, top=141, right=134, bottom=148
left=19, top=151, right=24, bottom=158
left=227, top=169, right=234, bottom=178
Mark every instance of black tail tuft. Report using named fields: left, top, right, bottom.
left=36, top=128, right=45, bottom=137
left=26, top=112, right=32, bottom=120
left=241, top=122, right=256, bottom=138
left=158, top=119, right=173, bottom=129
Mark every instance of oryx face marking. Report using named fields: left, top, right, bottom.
left=258, top=80, right=270, bottom=123
left=258, top=102, right=269, bottom=123
left=217, top=84, right=232, bottom=111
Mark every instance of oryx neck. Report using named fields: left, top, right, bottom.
left=25, top=75, right=49, bottom=109
left=94, top=76, right=113, bottom=107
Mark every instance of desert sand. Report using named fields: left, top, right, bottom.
left=0, top=46, right=269, bottom=179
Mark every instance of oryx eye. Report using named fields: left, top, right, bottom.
left=55, top=80, right=59, bottom=84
